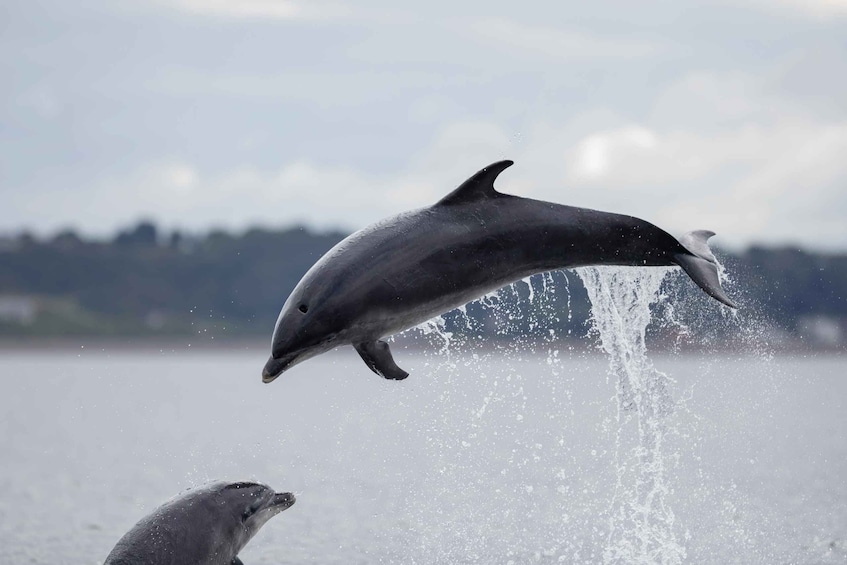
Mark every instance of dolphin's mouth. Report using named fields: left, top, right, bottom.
left=258, top=491, right=295, bottom=517
left=255, top=491, right=295, bottom=516
left=262, top=342, right=332, bottom=383
left=268, top=492, right=296, bottom=512
left=262, top=355, right=295, bottom=383
left=246, top=491, right=296, bottom=523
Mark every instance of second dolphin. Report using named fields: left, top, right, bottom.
left=104, top=481, right=295, bottom=565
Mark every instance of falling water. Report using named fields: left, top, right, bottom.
left=397, top=267, right=693, bottom=563
left=576, top=266, right=685, bottom=565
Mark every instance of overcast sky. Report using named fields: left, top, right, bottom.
left=2, top=0, right=846, bottom=249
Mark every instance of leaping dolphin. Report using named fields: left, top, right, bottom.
left=104, top=481, right=295, bottom=565
left=263, top=160, right=736, bottom=383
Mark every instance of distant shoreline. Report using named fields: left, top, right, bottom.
left=1, top=335, right=842, bottom=357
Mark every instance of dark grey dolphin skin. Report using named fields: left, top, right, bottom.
left=263, top=160, right=736, bottom=383
left=104, top=481, right=295, bottom=565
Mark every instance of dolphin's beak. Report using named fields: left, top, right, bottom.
left=270, top=492, right=296, bottom=512
left=262, top=344, right=326, bottom=383
left=251, top=491, right=295, bottom=521
left=262, top=356, right=290, bottom=383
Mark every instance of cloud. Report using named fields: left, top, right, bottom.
left=649, top=71, right=784, bottom=128
left=571, top=126, right=659, bottom=180
left=71, top=101, right=847, bottom=251
left=738, top=0, right=847, bottom=19
left=16, top=78, right=847, bottom=251
left=143, top=67, right=453, bottom=107
left=16, top=86, right=62, bottom=120
left=163, top=163, right=200, bottom=191
left=565, top=123, right=789, bottom=188
left=468, top=18, right=660, bottom=61
left=169, top=0, right=349, bottom=20
left=552, top=124, right=845, bottom=244
left=3, top=2, right=845, bottom=251
left=43, top=121, right=511, bottom=236
left=662, top=122, right=847, bottom=244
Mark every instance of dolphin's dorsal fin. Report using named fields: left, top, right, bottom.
left=436, top=160, right=514, bottom=206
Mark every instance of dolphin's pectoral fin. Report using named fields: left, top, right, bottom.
left=354, top=341, right=409, bottom=380
left=231, top=558, right=244, bottom=565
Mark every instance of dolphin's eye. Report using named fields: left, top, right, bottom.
left=298, top=304, right=308, bottom=313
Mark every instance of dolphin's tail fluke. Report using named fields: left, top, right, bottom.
left=673, top=230, right=738, bottom=309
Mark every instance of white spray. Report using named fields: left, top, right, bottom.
left=576, top=266, right=685, bottom=565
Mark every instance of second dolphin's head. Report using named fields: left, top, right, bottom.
left=215, top=481, right=296, bottom=550
left=104, top=481, right=295, bottom=565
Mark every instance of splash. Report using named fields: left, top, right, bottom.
left=576, top=266, right=685, bottom=565
left=399, top=268, right=694, bottom=562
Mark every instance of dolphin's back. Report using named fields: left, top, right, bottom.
left=300, top=194, right=684, bottom=339
left=104, top=490, right=232, bottom=565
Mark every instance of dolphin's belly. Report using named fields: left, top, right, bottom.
left=354, top=285, right=488, bottom=338
left=349, top=242, right=548, bottom=340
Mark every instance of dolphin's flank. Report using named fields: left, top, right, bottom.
left=263, top=160, right=736, bottom=383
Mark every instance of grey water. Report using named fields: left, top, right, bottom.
left=0, top=345, right=845, bottom=564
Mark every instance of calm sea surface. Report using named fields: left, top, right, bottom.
left=0, top=345, right=845, bottom=564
